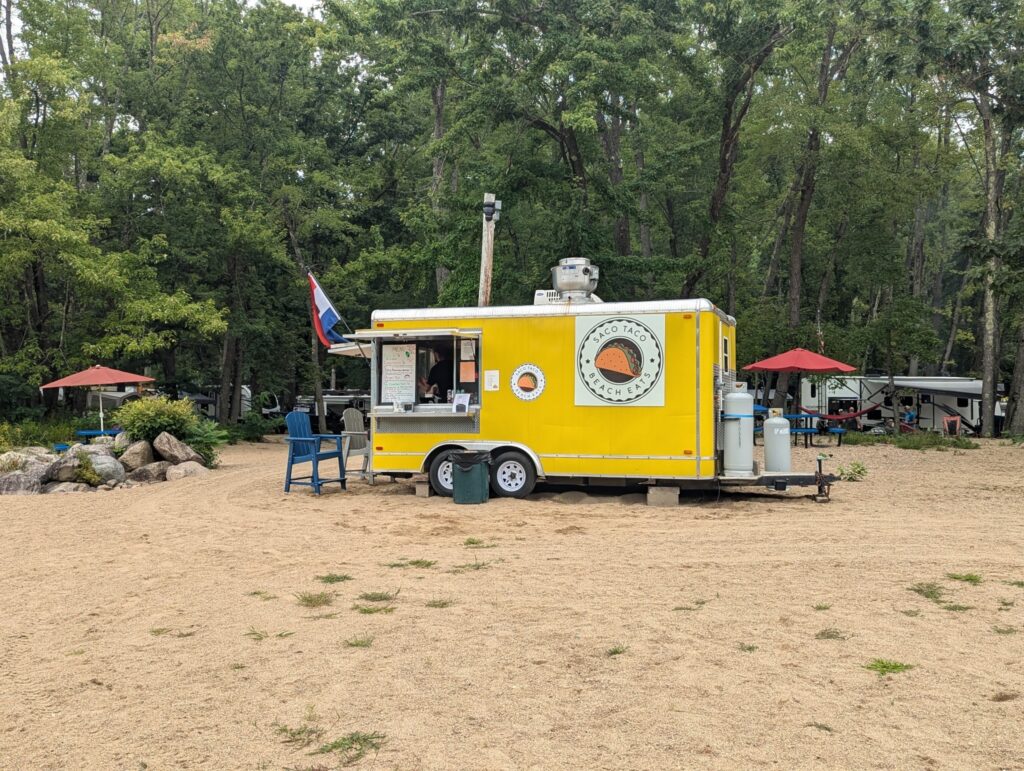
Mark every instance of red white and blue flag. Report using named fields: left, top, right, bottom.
left=308, top=272, right=347, bottom=346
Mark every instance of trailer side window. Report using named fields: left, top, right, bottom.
left=956, top=397, right=969, bottom=408
left=722, top=337, right=730, bottom=372
left=375, top=336, right=480, bottom=407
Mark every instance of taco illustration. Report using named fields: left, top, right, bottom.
left=595, top=339, right=643, bottom=383
left=517, top=372, right=538, bottom=392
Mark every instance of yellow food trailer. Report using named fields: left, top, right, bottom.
left=333, top=259, right=830, bottom=499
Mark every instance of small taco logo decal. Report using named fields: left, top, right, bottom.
left=511, top=364, right=545, bottom=401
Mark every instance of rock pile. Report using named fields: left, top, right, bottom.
left=0, top=431, right=211, bottom=495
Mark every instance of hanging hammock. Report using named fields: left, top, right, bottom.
left=799, top=403, right=884, bottom=421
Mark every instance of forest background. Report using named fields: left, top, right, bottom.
left=1, top=0, right=1022, bottom=435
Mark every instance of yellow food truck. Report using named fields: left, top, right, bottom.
left=334, top=259, right=829, bottom=499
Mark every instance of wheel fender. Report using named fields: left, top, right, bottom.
left=420, top=441, right=544, bottom=477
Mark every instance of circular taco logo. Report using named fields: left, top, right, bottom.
left=511, top=364, right=546, bottom=401
left=577, top=318, right=663, bottom=403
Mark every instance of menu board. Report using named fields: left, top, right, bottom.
left=380, top=344, right=417, bottom=404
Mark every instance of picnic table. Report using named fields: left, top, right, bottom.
left=75, top=428, right=121, bottom=443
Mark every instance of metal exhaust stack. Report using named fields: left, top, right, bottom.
left=534, top=258, right=602, bottom=305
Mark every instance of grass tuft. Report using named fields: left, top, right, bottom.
left=315, top=574, right=353, bottom=584
left=812, top=603, right=831, bottom=611
left=295, top=591, right=334, bottom=608
left=941, top=603, right=973, bottom=612
left=246, top=590, right=278, bottom=600
left=149, top=627, right=172, bottom=637
left=1004, top=580, right=1024, bottom=589
left=998, top=598, right=1015, bottom=611
left=908, top=582, right=945, bottom=602
left=864, top=659, right=913, bottom=676
left=815, top=627, right=847, bottom=640
left=738, top=642, right=758, bottom=653
left=352, top=604, right=394, bottom=615
left=451, top=561, right=490, bottom=572
left=606, top=644, right=628, bottom=657
left=900, top=609, right=921, bottom=617
left=946, top=572, right=982, bottom=585
left=310, top=731, right=386, bottom=763
left=991, top=691, right=1019, bottom=702
left=387, top=559, right=436, bottom=569
left=276, top=630, right=295, bottom=638
left=274, top=721, right=325, bottom=749
left=425, top=598, right=454, bottom=608
left=805, top=722, right=833, bottom=733
left=992, top=625, right=1017, bottom=635
left=244, top=627, right=269, bottom=642
left=358, top=590, right=398, bottom=603
left=345, top=634, right=374, bottom=648
left=464, top=538, right=497, bottom=549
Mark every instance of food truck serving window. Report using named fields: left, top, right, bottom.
left=376, top=334, right=480, bottom=408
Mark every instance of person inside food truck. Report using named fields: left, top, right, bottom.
left=418, top=343, right=455, bottom=402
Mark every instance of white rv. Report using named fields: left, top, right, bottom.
left=800, top=376, right=985, bottom=433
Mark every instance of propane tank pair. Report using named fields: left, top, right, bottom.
left=723, top=383, right=792, bottom=475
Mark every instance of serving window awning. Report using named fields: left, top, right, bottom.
left=332, top=327, right=482, bottom=354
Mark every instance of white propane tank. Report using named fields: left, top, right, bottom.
left=723, top=383, right=754, bottom=476
left=764, top=409, right=792, bottom=473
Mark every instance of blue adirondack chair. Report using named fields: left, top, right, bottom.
left=284, top=411, right=349, bottom=495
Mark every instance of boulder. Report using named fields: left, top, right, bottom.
left=0, top=472, right=41, bottom=495
left=76, top=444, right=115, bottom=459
left=92, top=436, right=115, bottom=446
left=113, top=432, right=132, bottom=451
left=20, top=446, right=54, bottom=458
left=153, top=432, right=204, bottom=465
left=42, top=481, right=94, bottom=494
left=128, top=461, right=173, bottom=484
left=165, top=461, right=210, bottom=481
left=21, top=459, right=57, bottom=485
left=0, top=451, right=29, bottom=473
left=89, top=454, right=126, bottom=485
left=49, top=453, right=82, bottom=482
left=119, top=440, right=154, bottom=471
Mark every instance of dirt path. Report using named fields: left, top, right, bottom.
left=1, top=440, right=1022, bottom=769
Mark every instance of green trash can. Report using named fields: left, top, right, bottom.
left=451, top=450, right=491, bottom=504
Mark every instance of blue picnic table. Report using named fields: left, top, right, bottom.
left=74, top=428, right=121, bottom=443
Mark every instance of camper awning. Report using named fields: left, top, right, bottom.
left=863, top=378, right=985, bottom=400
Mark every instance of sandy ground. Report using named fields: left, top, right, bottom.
left=1, top=439, right=1023, bottom=770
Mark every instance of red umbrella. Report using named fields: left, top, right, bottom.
left=743, top=348, right=855, bottom=412
left=743, top=347, right=856, bottom=374
left=42, top=365, right=155, bottom=432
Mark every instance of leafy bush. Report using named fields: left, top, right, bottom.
left=113, top=397, right=198, bottom=443
left=73, top=451, right=103, bottom=486
left=893, top=432, right=978, bottom=451
left=837, top=461, right=868, bottom=481
left=840, top=431, right=884, bottom=446
left=0, top=419, right=77, bottom=451
left=184, top=419, right=229, bottom=467
left=230, top=411, right=283, bottom=443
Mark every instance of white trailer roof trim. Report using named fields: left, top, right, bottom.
left=371, top=299, right=735, bottom=325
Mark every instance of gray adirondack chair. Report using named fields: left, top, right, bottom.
left=342, top=407, right=371, bottom=483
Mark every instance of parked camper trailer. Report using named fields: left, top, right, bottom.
left=332, top=259, right=829, bottom=498
left=800, top=376, right=985, bottom=433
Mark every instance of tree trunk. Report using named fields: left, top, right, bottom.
left=230, top=337, right=244, bottom=422
left=430, top=77, right=447, bottom=205
left=940, top=271, right=969, bottom=376
left=597, top=107, right=630, bottom=256
left=217, top=332, right=235, bottom=425
left=1005, top=320, right=1024, bottom=434
left=976, top=90, right=998, bottom=437
left=682, top=23, right=791, bottom=296
left=631, top=106, right=653, bottom=258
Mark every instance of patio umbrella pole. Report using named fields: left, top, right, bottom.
left=99, top=390, right=105, bottom=433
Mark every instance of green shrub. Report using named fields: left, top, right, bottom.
left=113, top=397, right=198, bottom=443
left=893, top=432, right=978, bottom=451
left=0, top=419, right=77, bottom=451
left=837, top=461, right=867, bottom=481
left=840, top=431, right=884, bottom=446
left=184, top=419, right=229, bottom=467
left=73, top=451, right=103, bottom=486
left=232, top=411, right=283, bottom=443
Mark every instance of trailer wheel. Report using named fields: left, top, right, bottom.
left=490, top=451, right=536, bottom=498
left=428, top=452, right=455, bottom=497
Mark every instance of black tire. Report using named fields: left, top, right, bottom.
left=428, top=451, right=455, bottom=497
left=489, top=451, right=537, bottom=498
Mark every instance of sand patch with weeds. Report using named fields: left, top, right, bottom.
left=1, top=439, right=1022, bottom=769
